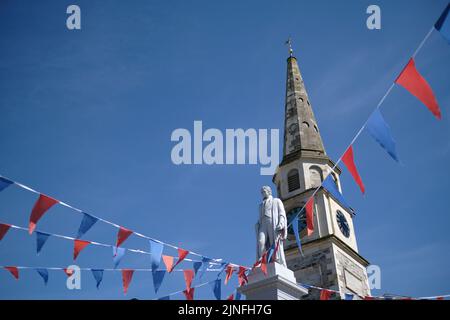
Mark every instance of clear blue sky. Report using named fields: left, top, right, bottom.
left=0, top=0, right=449, bottom=299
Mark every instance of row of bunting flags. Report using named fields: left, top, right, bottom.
left=283, top=3, right=450, bottom=255
left=0, top=3, right=449, bottom=299
left=1, top=264, right=448, bottom=300
left=0, top=222, right=233, bottom=269
left=0, top=265, right=247, bottom=300
left=0, top=221, right=251, bottom=297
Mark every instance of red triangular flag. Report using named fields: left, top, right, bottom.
left=320, top=289, right=332, bottom=300
left=342, top=145, right=365, bottom=194
left=395, top=58, right=442, bottom=120
left=271, top=239, right=281, bottom=263
left=260, top=252, right=268, bottom=276
left=183, top=269, right=194, bottom=290
left=227, top=294, right=234, bottom=300
left=436, top=297, right=444, bottom=300
left=183, top=287, right=195, bottom=300
left=4, top=266, right=19, bottom=280
left=0, top=223, right=12, bottom=241
left=305, top=197, right=314, bottom=236
left=122, top=269, right=135, bottom=295
left=251, top=258, right=261, bottom=271
left=73, top=239, right=91, bottom=260
left=364, top=296, right=375, bottom=300
left=237, top=266, right=248, bottom=286
left=162, top=255, right=175, bottom=272
left=29, top=194, right=59, bottom=234
left=172, top=248, right=189, bottom=271
left=64, top=268, right=74, bottom=277
left=116, top=227, right=133, bottom=248
left=224, top=264, right=234, bottom=285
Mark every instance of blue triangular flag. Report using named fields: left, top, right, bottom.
left=91, top=269, right=104, bottom=289
left=292, top=215, right=304, bottom=255
left=435, top=3, right=450, bottom=43
left=193, top=262, right=202, bottom=276
left=149, top=240, right=163, bottom=271
left=322, top=175, right=351, bottom=210
left=36, top=231, right=50, bottom=254
left=35, top=268, right=49, bottom=285
left=0, top=177, right=13, bottom=193
left=76, top=213, right=98, bottom=239
left=211, top=279, right=221, bottom=300
left=196, top=257, right=211, bottom=280
left=345, top=293, right=354, bottom=300
left=112, top=246, right=126, bottom=268
left=158, top=295, right=170, bottom=300
left=267, top=243, right=275, bottom=263
left=366, top=108, right=399, bottom=162
left=152, top=270, right=165, bottom=294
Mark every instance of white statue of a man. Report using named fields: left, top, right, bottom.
left=256, top=186, right=287, bottom=267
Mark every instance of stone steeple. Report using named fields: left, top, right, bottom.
left=274, top=43, right=371, bottom=299
left=282, top=55, right=326, bottom=165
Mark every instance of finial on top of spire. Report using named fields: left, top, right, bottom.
left=285, top=37, right=293, bottom=57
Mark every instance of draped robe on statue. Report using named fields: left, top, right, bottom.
left=256, top=195, right=287, bottom=267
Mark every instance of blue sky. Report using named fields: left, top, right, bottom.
left=0, top=0, right=449, bottom=299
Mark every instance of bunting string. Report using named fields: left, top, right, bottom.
left=412, top=26, right=435, bottom=58
left=1, top=222, right=225, bottom=265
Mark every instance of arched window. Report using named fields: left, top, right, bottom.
left=287, top=169, right=300, bottom=192
left=309, top=166, right=323, bottom=188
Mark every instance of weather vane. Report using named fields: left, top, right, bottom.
left=285, top=37, right=293, bottom=57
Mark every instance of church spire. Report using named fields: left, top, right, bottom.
left=282, top=43, right=326, bottom=164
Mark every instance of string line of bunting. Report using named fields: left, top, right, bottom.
left=0, top=265, right=244, bottom=300
left=0, top=222, right=247, bottom=271
left=0, top=222, right=251, bottom=295
left=271, top=3, right=450, bottom=259
left=298, top=282, right=450, bottom=301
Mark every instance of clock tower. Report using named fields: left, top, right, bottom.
left=273, top=48, right=371, bottom=299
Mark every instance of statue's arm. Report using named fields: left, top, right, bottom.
left=276, top=199, right=287, bottom=234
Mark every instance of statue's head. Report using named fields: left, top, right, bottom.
left=261, top=186, right=272, bottom=199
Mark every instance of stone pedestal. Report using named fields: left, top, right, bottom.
left=237, top=262, right=308, bottom=300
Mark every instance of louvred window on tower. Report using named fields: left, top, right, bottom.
left=287, top=169, right=300, bottom=192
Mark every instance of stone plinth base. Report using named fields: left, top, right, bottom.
left=237, top=262, right=308, bottom=300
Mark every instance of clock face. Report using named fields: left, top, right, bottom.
left=287, top=207, right=306, bottom=236
left=336, top=210, right=350, bottom=238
